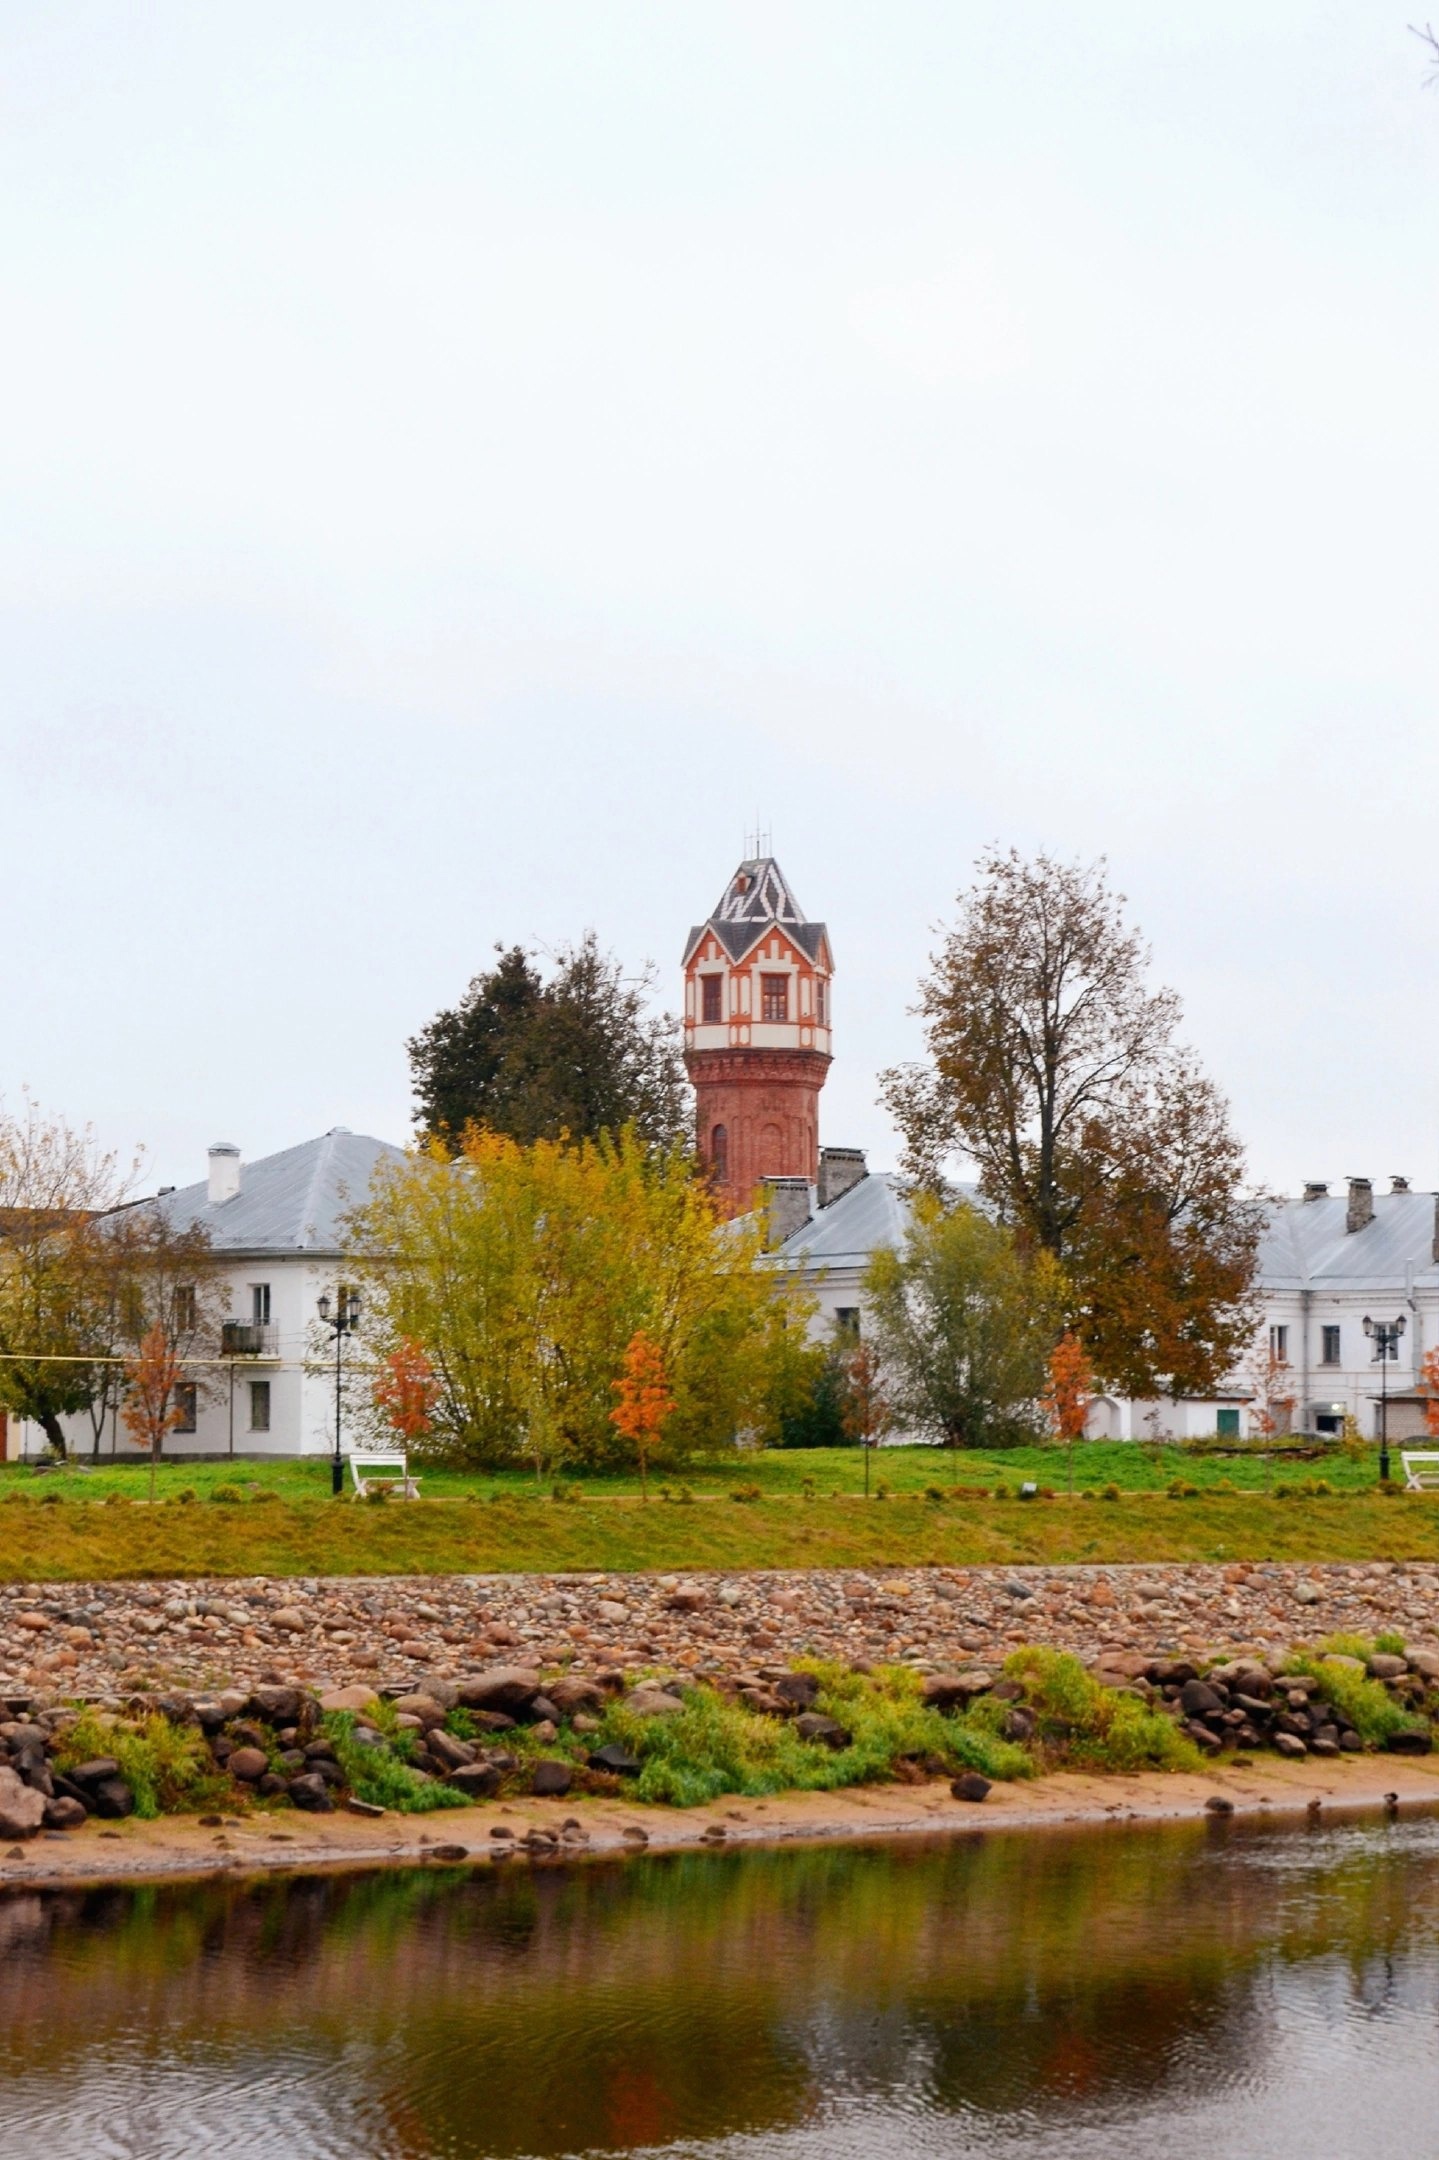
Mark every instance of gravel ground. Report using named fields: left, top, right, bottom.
left=4, top=1560, right=1438, bottom=1701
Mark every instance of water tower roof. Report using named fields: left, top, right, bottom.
left=683, top=857, right=830, bottom=967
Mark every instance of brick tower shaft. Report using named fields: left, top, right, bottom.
left=681, top=857, right=833, bottom=1214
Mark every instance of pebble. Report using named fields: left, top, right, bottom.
left=2, top=1562, right=1438, bottom=1700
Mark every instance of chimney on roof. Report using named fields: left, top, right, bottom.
left=1302, top=1181, right=1328, bottom=1202
left=208, top=1143, right=241, bottom=1206
left=764, top=1176, right=812, bottom=1250
left=1345, top=1177, right=1374, bottom=1234
left=1392, top=1175, right=1411, bottom=1194
left=818, top=1147, right=867, bottom=1210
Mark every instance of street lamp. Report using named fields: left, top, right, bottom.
left=1362, top=1313, right=1406, bottom=1485
left=318, top=1287, right=362, bottom=1497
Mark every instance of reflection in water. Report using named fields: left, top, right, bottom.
left=2, top=1815, right=1439, bottom=2157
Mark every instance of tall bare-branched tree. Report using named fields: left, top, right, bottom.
left=880, top=850, right=1262, bottom=1397
left=0, top=1097, right=138, bottom=1456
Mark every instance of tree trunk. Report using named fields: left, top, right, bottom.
left=38, top=1409, right=67, bottom=1458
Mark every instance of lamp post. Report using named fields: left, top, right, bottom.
left=1363, top=1313, right=1406, bottom=1485
left=318, top=1287, right=361, bottom=1497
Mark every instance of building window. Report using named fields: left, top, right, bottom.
left=701, top=974, right=723, bottom=1025
left=249, top=1381, right=271, bottom=1434
left=761, top=974, right=789, bottom=1023
left=1321, top=1325, right=1341, bottom=1366
left=816, top=978, right=827, bottom=1026
left=251, top=1283, right=271, bottom=1324
left=1216, top=1407, right=1240, bottom=1438
left=173, top=1285, right=196, bottom=1334
left=173, top=1384, right=197, bottom=1434
left=710, top=1124, right=728, bottom=1184
left=1269, top=1324, right=1288, bottom=1363
left=834, top=1307, right=860, bottom=1341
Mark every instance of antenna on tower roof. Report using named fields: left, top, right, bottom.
left=742, top=818, right=772, bottom=861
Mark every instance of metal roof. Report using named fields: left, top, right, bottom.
left=772, top=1172, right=977, bottom=1268
left=1257, top=1189, right=1439, bottom=1293
left=775, top=1174, right=1439, bottom=1298
left=120, top=1130, right=405, bottom=1257
left=682, top=855, right=831, bottom=970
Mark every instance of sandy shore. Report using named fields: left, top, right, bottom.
left=6, top=1753, right=1439, bottom=1894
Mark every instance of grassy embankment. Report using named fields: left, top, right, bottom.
left=1, top=1444, right=1437, bottom=1579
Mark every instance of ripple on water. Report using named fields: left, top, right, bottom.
left=4, top=1821, right=1439, bottom=2160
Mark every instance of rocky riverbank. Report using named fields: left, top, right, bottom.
left=6, top=1560, right=1439, bottom=1698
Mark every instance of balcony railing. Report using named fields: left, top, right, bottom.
left=220, top=1321, right=279, bottom=1358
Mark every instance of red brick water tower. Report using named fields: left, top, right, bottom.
left=682, top=855, right=833, bottom=1213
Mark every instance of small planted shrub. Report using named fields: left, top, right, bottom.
left=210, top=1484, right=244, bottom=1505
left=1101, top=1483, right=1121, bottom=1502
left=730, top=1483, right=761, bottom=1504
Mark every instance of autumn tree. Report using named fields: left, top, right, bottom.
left=1421, top=1346, right=1439, bottom=1439
left=864, top=1197, right=1066, bottom=1447
left=0, top=1096, right=138, bottom=1455
left=880, top=849, right=1262, bottom=1397
left=121, top=1322, right=186, bottom=1501
left=372, top=1337, right=440, bottom=1484
left=347, top=1125, right=804, bottom=1473
left=840, top=1339, right=891, bottom=1496
left=106, top=1202, right=227, bottom=1456
left=408, top=935, right=690, bottom=1154
left=1245, top=1341, right=1296, bottom=1440
left=1041, top=1328, right=1094, bottom=1494
left=610, top=1329, right=675, bottom=1498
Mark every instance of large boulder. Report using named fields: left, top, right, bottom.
left=320, top=1685, right=381, bottom=1714
left=448, top=1762, right=502, bottom=1799
left=455, top=1668, right=542, bottom=1714
left=545, top=1675, right=606, bottom=1719
left=587, top=1743, right=641, bottom=1776
left=922, top=1671, right=994, bottom=1711
left=771, top=1673, right=821, bottom=1711
left=0, top=1766, right=45, bottom=1840
left=287, top=1773, right=334, bottom=1812
left=531, top=1759, right=574, bottom=1797
left=1385, top=1729, right=1433, bottom=1755
left=625, top=1686, right=685, bottom=1720
left=227, top=1748, right=269, bottom=1783
left=392, top=1693, right=447, bottom=1729
left=248, top=1686, right=306, bottom=1725
left=425, top=1728, right=476, bottom=1770
left=794, top=1713, right=851, bottom=1749
left=88, top=1777, right=135, bottom=1819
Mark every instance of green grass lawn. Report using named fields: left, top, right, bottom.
left=0, top=1442, right=1435, bottom=1580
left=0, top=1435, right=1390, bottom=1506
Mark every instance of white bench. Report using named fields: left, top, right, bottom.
left=1401, top=1452, right=1439, bottom=1491
left=347, top=1450, right=421, bottom=1500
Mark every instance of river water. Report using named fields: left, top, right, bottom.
left=3, top=1810, right=1439, bottom=2158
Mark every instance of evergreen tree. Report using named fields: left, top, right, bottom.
left=408, top=935, right=689, bottom=1154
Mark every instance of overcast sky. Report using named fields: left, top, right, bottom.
left=3, top=5, right=1437, bottom=1198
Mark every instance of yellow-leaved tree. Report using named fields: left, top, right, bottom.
left=347, top=1126, right=804, bottom=1473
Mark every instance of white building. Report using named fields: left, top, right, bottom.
left=769, top=1159, right=1439, bottom=1443
left=1, top=1129, right=403, bottom=1462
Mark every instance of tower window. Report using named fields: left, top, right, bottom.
left=710, top=1125, right=728, bottom=1183
left=761, top=974, right=789, bottom=1023
left=701, top=974, right=723, bottom=1025
left=816, top=978, right=827, bottom=1025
